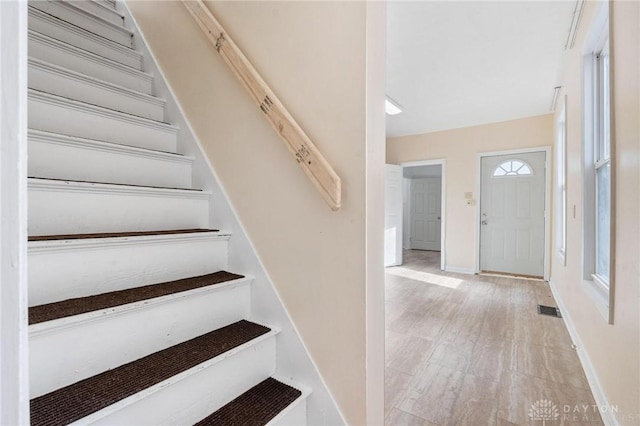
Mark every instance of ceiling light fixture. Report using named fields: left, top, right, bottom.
left=385, top=96, right=403, bottom=115
left=565, top=0, right=585, bottom=50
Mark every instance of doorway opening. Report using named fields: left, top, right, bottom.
left=384, top=160, right=446, bottom=270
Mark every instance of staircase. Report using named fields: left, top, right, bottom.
left=26, top=1, right=310, bottom=424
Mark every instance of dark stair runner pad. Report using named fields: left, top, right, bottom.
left=30, top=320, right=271, bottom=426
left=194, top=377, right=302, bottom=426
left=29, top=271, right=244, bottom=325
left=29, top=228, right=219, bottom=241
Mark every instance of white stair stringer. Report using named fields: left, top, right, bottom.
left=28, top=130, right=192, bottom=188
left=30, top=0, right=133, bottom=47
left=267, top=376, right=311, bottom=426
left=28, top=6, right=141, bottom=69
left=67, top=0, right=124, bottom=26
left=29, top=58, right=164, bottom=121
left=75, top=330, right=278, bottom=426
left=28, top=89, right=178, bottom=152
left=28, top=231, right=230, bottom=306
left=29, top=30, right=151, bottom=93
left=28, top=178, right=209, bottom=235
left=30, top=276, right=253, bottom=398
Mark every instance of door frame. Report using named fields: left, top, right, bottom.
left=475, top=146, right=552, bottom=280
left=1, top=1, right=29, bottom=423
left=400, top=159, right=447, bottom=271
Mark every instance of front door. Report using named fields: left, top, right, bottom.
left=410, top=178, right=441, bottom=251
left=479, top=151, right=546, bottom=277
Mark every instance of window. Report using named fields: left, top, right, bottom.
left=582, top=3, right=612, bottom=322
left=555, top=98, right=567, bottom=261
left=492, top=160, right=532, bottom=177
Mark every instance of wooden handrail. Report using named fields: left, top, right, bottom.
left=182, top=0, right=342, bottom=211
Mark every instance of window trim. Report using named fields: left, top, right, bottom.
left=555, top=96, right=567, bottom=264
left=581, top=2, right=614, bottom=324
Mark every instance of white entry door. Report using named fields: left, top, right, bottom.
left=480, top=151, right=546, bottom=277
left=385, top=164, right=403, bottom=267
left=410, top=178, right=441, bottom=251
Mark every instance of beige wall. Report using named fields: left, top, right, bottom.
left=127, top=1, right=385, bottom=424
left=550, top=1, right=640, bottom=423
left=365, top=2, right=387, bottom=424
left=387, top=114, right=553, bottom=272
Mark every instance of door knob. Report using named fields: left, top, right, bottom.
left=481, top=220, right=488, bottom=225
left=437, top=217, right=441, bottom=220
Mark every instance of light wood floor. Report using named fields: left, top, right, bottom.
left=385, top=250, right=603, bottom=426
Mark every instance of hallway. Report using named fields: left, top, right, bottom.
left=385, top=250, right=603, bottom=425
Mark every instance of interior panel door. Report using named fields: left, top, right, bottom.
left=410, top=178, right=441, bottom=251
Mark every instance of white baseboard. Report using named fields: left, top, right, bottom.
left=444, top=266, right=475, bottom=275
left=548, top=279, right=618, bottom=426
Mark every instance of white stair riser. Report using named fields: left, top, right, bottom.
left=29, top=236, right=229, bottom=305
left=28, top=185, right=209, bottom=235
left=30, top=1, right=132, bottom=47
left=269, top=399, right=307, bottom=426
left=104, top=0, right=117, bottom=8
left=68, top=0, right=123, bottom=26
left=90, top=337, right=276, bottom=426
left=93, top=0, right=117, bottom=12
left=28, top=134, right=192, bottom=188
left=28, top=8, right=141, bottom=69
left=28, top=94, right=177, bottom=153
left=29, top=60, right=163, bottom=121
left=29, top=34, right=151, bottom=94
left=30, top=283, right=251, bottom=398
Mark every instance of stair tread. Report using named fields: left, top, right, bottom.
left=31, top=1, right=133, bottom=37
left=30, top=271, right=245, bottom=325
left=28, top=6, right=137, bottom=56
left=28, top=176, right=200, bottom=192
left=30, top=320, right=271, bottom=426
left=28, top=129, right=184, bottom=158
left=29, top=57, right=161, bottom=103
left=76, top=0, right=125, bottom=19
left=29, top=89, right=176, bottom=129
left=195, top=377, right=302, bottom=426
left=28, top=229, right=219, bottom=242
left=29, top=29, right=144, bottom=75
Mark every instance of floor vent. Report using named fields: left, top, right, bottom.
left=537, top=304, right=562, bottom=318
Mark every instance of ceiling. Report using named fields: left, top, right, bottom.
left=386, top=1, right=576, bottom=137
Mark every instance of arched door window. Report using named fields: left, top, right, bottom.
left=492, top=159, right=533, bottom=177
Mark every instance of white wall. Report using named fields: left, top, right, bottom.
left=0, top=1, right=29, bottom=423
left=403, top=164, right=441, bottom=179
